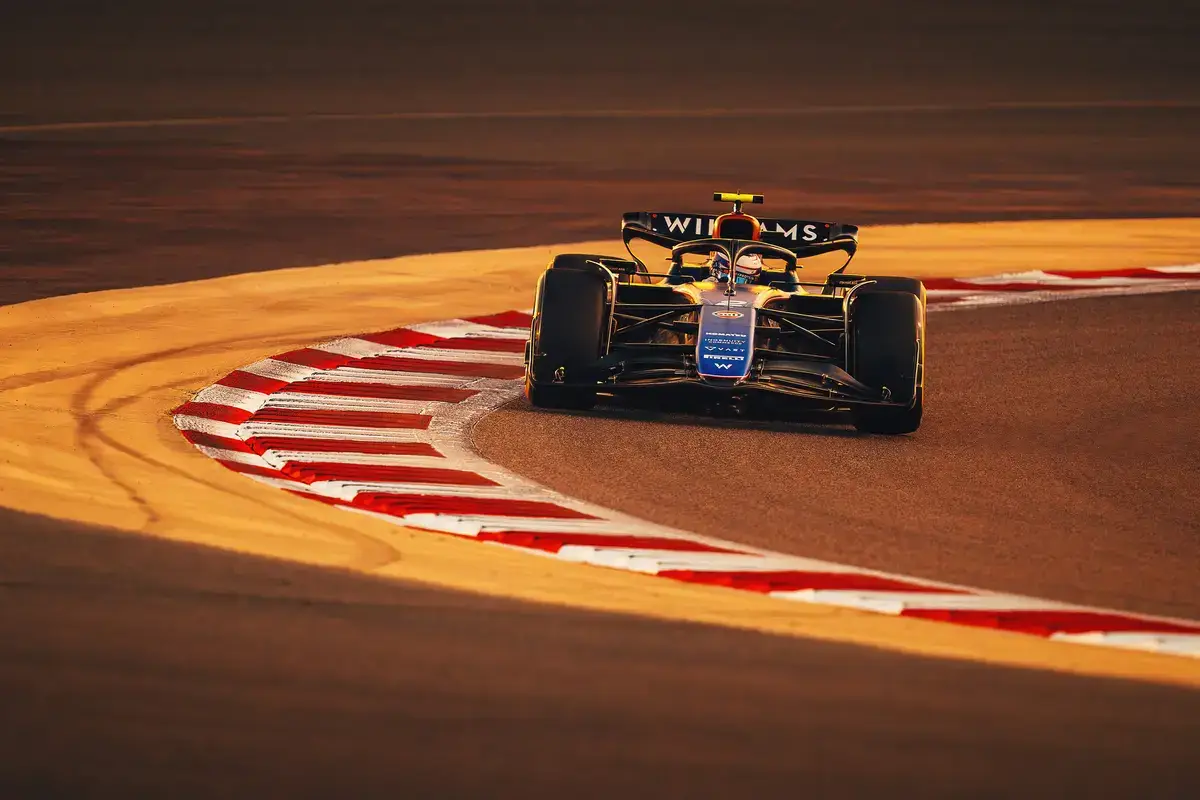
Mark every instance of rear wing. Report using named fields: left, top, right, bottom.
left=621, top=211, right=858, bottom=258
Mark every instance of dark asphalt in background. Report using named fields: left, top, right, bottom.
left=1, top=1, right=1198, bottom=796
left=3, top=1, right=1198, bottom=117
left=2, top=509, right=1199, bottom=798
left=2, top=2, right=1199, bottom=305
left=5, top=106, right=1196, bottom=305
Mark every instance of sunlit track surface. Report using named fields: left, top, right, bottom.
left=174, top=267, right=1200, bottom=658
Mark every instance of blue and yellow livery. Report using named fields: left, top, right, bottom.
left=524, top=193, right=927, bottom=434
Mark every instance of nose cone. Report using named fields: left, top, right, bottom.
left=696, top=287, right=755, bottom=380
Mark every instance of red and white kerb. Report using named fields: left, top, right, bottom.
left=173, top=266, right=1200, bottom=659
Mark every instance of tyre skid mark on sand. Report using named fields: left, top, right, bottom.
left=49, top=332, right=407, bottom=568
left=173, top=266, right=1200, bottom=659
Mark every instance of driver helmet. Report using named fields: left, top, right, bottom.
left=710, top=251, right=765, bottom=284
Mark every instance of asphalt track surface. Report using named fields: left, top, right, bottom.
left=476, top=291, right=1200, bottom=622
left=3, top=2, right=1199, bottom=796
left=3, top=506, right=1200, bottom=799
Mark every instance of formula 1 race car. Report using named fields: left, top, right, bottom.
left=524, top=193, right=925, bottom=433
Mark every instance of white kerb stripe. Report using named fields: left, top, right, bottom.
left=192, top=384, right=269, bottom=412
left=238, top=422, right=432, bottom=441
left=311, top=481, right=554, bottom=501
left=771, top=589, right=1077, bottom=614
left=172, top=414, right=244, bottom=439
left=387, top=346, right=524, bottom=366
left=301, top=368, right=480, bottom=388
left=556, top=549, right=797, bottom=574
left=259, top=451, right=450, bottom=467
left=260, top=394, right=448, bottom=414
left=239, top=358, right=324, bottom=382
left=313, top=337, right=406, bottom=359
left=193, top=444, right=268, bottom=466
left=399, top=514, right=654, bottom=536
left=406, top=320, right=531, bottom=340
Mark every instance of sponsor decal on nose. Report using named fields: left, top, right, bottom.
left=712, top=310, right=744, bottom=319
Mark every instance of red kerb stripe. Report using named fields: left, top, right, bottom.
left=173, top=402, right=254, bottom=424
left=937, top=282, right=1126, bottom=293
left=272, top=348, right=355, bottom=369
left=246, top=437, right=442, bottom=457
left=218, top=460, right=285, bottom=479
left=217, top=370, right=290, bottom=394
left=901, top=608, right=1200, bottom=636
left=181, top=430, right=254, bottom=452
left=280, top=462, right=497, bottom=486
left=285, top=490, right=348, bottom=506
left=1043, top=267, right=1200, bottom=281
left=354, top=355, right=524, bottom=380
left=278, top=381, right=477, bottom=403
left=658, top=570, right=964, bottom=595
left=354, top=493, right=597, bottom=520
left=424, top=338, right=527, bottom=354
left=921, top=278, right=986, bottom=291
left=249, top=408, right=432, bottom=429
left=467, top=311, right=534, bottom=329
left=357, top=329, right=446, bottom=349
left=920, top=274, right=1197, bottom=293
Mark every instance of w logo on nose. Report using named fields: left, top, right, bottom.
left=714, top=363, right=734, bottom=370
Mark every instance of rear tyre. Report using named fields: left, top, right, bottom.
left=526, top=264, right=608, bottom=410
left=850, top=291, right=924, bottom=434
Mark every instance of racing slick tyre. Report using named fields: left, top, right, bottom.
left=860, top=276, right=927, bottom=307
left=849, top=290, right=923, bottom=434
left=526, top=265, right=608, bottom=410
left=550, top=252, right=645, bottom=280
left=860, top=276, right=927, bottom=333
left=550, top=253, right=607, bottom=270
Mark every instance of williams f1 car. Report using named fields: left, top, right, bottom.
left=524, top=193, right=925, bottom=434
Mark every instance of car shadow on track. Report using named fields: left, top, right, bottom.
left=516, top=398, right=868, bottom=438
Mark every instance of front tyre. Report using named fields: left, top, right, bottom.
left=525, top=265, right=608, bottom=410
left=849, top=291, right=924, bottom=434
